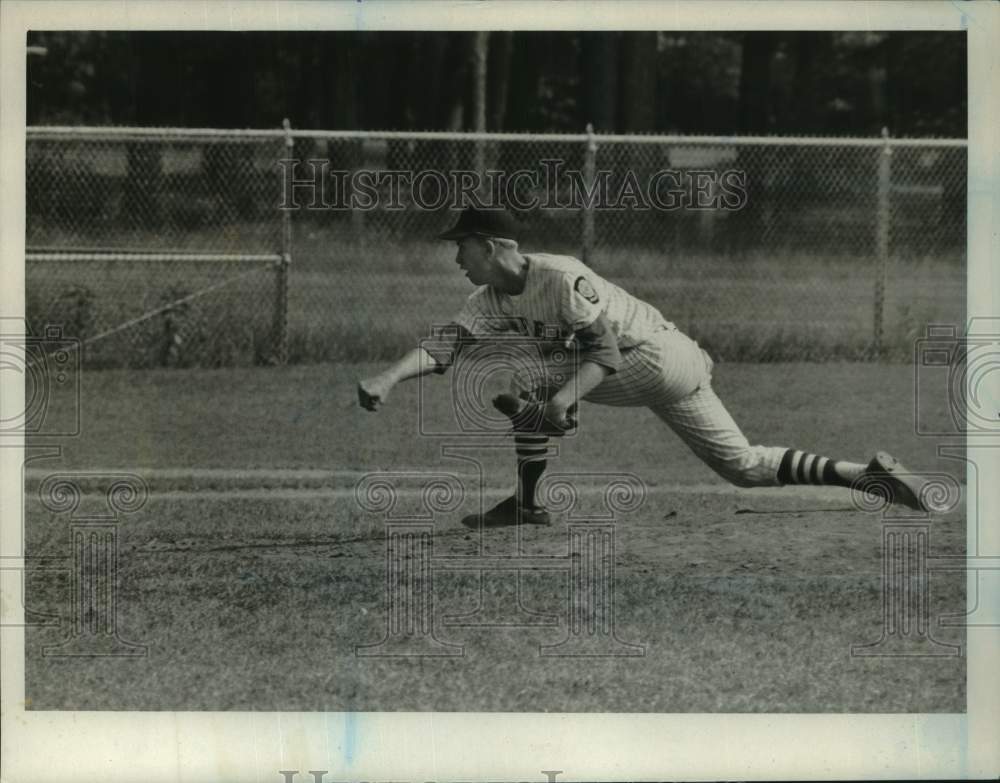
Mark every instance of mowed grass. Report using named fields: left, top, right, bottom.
left=36, top=357, right=962, bottom=477
left=23, top=360, right=966, bottom=711
left=25, top=491, right=966, bottom=712
left=26, top=230, right=965, bottom=366
left=288, top=233, right=965, bottom=364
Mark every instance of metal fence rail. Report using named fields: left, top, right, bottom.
left=25, top=125, right=966, bottom=367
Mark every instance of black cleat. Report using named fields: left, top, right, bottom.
left=857, top=451, right=929, bottom=512
left=460, top=495, right=551, bottom=528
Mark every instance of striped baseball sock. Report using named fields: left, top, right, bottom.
left=777, top=448, right=866, bottom=488
left=515, top=434, right=550, bottom=509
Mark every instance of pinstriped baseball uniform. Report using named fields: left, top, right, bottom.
left=454, top=253, right=671, bottom=349
left=449, top=253, right=787, bottom=488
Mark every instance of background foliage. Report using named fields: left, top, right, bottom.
left=27, top=31, right=967, bottom=137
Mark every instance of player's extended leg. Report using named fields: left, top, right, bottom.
left=776, top=448, right=864, bottom=488
left=651, top=382, right=929, bottom=510
left=650, top=382, right=864, bottom=488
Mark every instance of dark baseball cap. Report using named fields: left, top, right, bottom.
left=436, top=206, right=520, bottom=242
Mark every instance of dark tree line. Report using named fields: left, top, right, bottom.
left=27, top=31, right=966, bottom=137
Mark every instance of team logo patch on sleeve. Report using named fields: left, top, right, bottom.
left=574, top=276, right=600, bottom=304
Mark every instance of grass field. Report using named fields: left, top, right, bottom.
left=23, top=360, right=967, bottom=712
left=26, top=230, right=965, bottom=367
left=287, top=241, right=964, bottom=365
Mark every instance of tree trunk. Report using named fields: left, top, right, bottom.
left=581, top=32, right=619, bottom=131
left=734, top=32, right=779, bottom=253
left=790, top=32, right=832, bottom=133
left=618, top=33, right=659, bottom=243
left=505, top=33, right=540, bottom=130
left=619, top=32, right=658, bottom=132
left=301, top=32, right=359, bottom=131
left=884, top=33, right=904, bottom=135
left=737, top=32, right=778, bottom=133
left=125, top=33, right=169, bottom=228
left=439, top=33, right=476, bottom=132
left=472, top=32, right=489, bottom=133
left=324, top=34, right=360, bottom=153
left=471, top=31, right=490, bottom=184
left=411, top=33, right=448, bottom=129
left=396, top=33, right=423, bottom=129
left=488, top=32, right=514, bottom=131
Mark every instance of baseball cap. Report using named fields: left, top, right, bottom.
left=436, top=206, right=520, bottom=242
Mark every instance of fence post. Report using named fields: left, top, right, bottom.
left=582, top=123, right=597, bottom=264
left=275, top=118, right=293, bottom=365
left=872, top=126, right=892, bottom=359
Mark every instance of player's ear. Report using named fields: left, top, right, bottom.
left=483, top=238, right=497, bottom=259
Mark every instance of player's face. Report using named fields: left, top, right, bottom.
left=454, top=236, right=494, bottom=285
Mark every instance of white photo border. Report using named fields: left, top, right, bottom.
left=1, top=2, right=997, bottom=780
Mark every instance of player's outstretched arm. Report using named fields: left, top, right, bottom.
left=544, top=314, right=620, bottom=423
left=546, top=360, right=610, bottom=423
left=357, top=347, right=440, bottom=411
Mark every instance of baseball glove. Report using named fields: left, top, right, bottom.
left=492, top=393, right=577, bottom=436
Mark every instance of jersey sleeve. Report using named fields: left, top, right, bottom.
left=573, top=314, right=621, bottom=374
left=556, top=272, right=621, bottom=373
left=421, top=323, right=471, bottom=374
left=422, top=288, right=511, bottom=375
left=559, top=272, right=604, bottom=331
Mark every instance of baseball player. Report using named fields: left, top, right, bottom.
left=357, top=207, right=930, bottom=526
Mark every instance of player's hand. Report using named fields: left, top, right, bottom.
left=358, top=376, right=391, bottom=411
left=543, top=400, right=574, bottom=431
left=492, top=394, right=577, bottom=436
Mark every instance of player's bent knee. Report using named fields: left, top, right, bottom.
left=710, top=449, right=781, bottom=488
left=720, top=468, right=761, bottom=489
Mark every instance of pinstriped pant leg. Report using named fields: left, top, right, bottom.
left=508, top=328, right=785, bottom=489
left=649, top=383, right=786, bottom=488
left=584, top=328, right=706, bottom=408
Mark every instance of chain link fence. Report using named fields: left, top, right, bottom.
left=26, top=126, right=965, bottom=368
left=26, top=127, right=288, bottom=368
